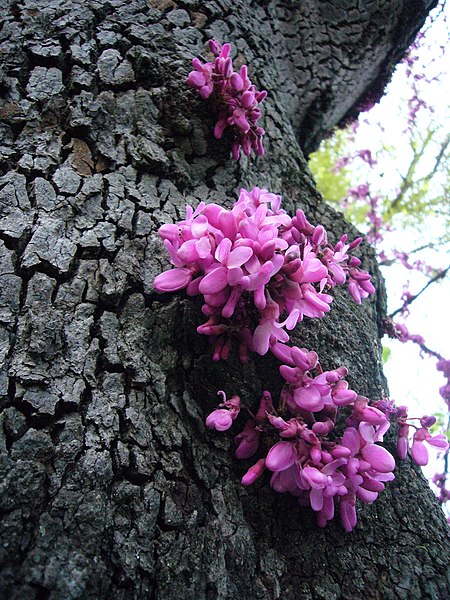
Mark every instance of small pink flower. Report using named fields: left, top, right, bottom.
left=235, top=420, right=260, bottom=459
left=206, top=409, right=234, bottom=431
left=241, top=459, right=266, bottom=486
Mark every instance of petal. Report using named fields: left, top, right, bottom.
left=361, top=478, right=385, bottom=493
left=294, top=385, right=324, bottom=412
left=214, top=118, right=228, bottom=139
left=215, top=238, right=232, bottom=265
left=342, top=427, right=360, bottom=455
left=230, top=73, right=244, bottom=91
left=235, top=113, right=250, bottom=133
left=361, top=444, right=395, bottom=473
left=219, top=210, right=237, bottom=240
left=227, top=246, right=253, bottom=268
left=340, top=500, right=357, bottom=532
left=196, top=236, right=211, bottom=259
left=396, top=436, right=408, bottom=460
left=265, top=441, right=296, bottom=472
left=321, top=495, right=335, bottom=521
left=199, top=267, right=229, bottom=294
left=310, top=488, right=324, bottom=511
left=303, top=466, right=328, bottom=489
left=177, top=239, right=199, bottom=263
left=227, top=267, right=246, bottom=286
left=154, top=268, right=192, bottom=292
left=427, top=434, right=449, bottom=449
left=253, top=321, right=272, bottom=356
left=356, top=487, right=378, bottom=503
left=411, top=441, right=429, bottom=466
left=359, top=422, right=375, bottom=444
left=186, top=71, right=206, bottom=87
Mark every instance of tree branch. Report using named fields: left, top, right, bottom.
left=389, top=264, right=450, bottom=317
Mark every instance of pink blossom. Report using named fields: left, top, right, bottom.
left=206, top=408, right=235, bottom=431
left=235, top=420, right=260, bottom=459
left=205, top=391, right=240, bottom=431
left=242, top=459, right=266, bottom=486
left=186, top=40, right=266, bottom=160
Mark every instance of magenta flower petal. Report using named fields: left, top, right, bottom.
left=342, top=427, right=360, bottom=455
left=230, top=73, right=243, bottom=91
left=265, top=441, right=296, bottom=472
left=154, top=268, right=192, bottom=292
left=396, top=436, right=408, bottom=460
left=359, top=422, right=375, bottom=444
left=361, top=444, right=395, bottom=473
left=321, top=495, right=335, bottom=521
left=196, top=236, right=212, bottom=259
left=241, top=90, right=255, bottom=108
left=361, top=478, right=385, bottom=493
left=215, top=238, right=232, bottom=265
left=227, top=246, right=253, bottom=268
left=253, top=321, right=272, bottom=356
left=303, top=466, right=328, bottom=489
left=177, top=239, right=199, bottom=263
left=186, top=71, right=206, bottom=88
left=360, top=406, right=388, bottom=426
left=219, top=210, right=238, bottom=241
left=310, top=488, right=324, bottom=511
left=199, top=267, right=228, bottom=294
left=427, top=434, right=449, bottom=449
left=234, top=113, right=250, bottom=133
left=214, top=118, right=228, bottom=139
left=356, top=487, right=378, bottom=503
left=411, top=440, right=429, bottom=466
left=340, top=499, right=357, bottom=532
left=241, top=458, right=265, bottom=486
left=293, top=385, right=323, bottom=412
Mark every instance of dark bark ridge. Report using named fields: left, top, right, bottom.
left=0, top=1, right=448, bottom=599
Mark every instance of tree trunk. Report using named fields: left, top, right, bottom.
left=1, top=1, right=449, bottom=599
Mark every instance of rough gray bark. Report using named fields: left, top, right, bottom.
left=0, top=0, right=449, bottom=599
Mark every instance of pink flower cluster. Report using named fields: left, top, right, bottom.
left=186, top=40, right=266, bottom=160
left=152, top=187, right=449, bottom=531
left=153, top=188, right=375, bottom=363
left=206, top=383, right=396, bottom=531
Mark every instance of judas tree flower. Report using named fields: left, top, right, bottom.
left=206, top=391, right=240, bottom=431
left=393, top=406, right=449, bottom=465
left=206, top=408, right=236, bottom=431
left=340, top=497, right=357, bottom=532
left=186, top=40, right=267, bottom=160
left=396, top=424, right=410, bottom=460
left=411, top=428, right=448, bottom=466
left=241, top=458, right=266, bottom=486
left=153, top=267, right=193, bottom=292
left=234, top=420, right=260, bottom=459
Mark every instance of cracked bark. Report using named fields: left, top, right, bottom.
left=0, top=1, right=449, bottom=599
